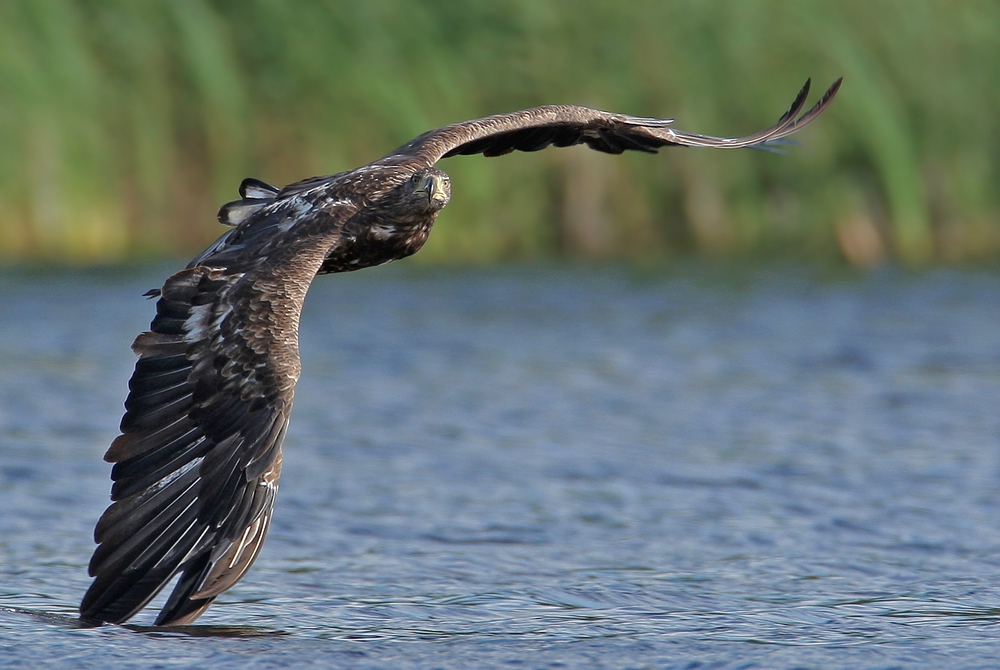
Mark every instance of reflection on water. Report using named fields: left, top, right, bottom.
left=2, top=264, right=1000, bottom=668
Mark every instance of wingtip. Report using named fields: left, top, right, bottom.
left=797, top=76, right=843, bottom=122
left=774, top=78, right=813, bottom=127
left=797, top=77, right=812, bottom=102
left=825, top=77, right=844, bottom=100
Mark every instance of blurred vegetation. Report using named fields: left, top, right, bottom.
left=0, top=0, right=997, bottom=266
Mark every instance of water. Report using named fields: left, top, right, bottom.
left=1, top=264, right=1000, bottom=668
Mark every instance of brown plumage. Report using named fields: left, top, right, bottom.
left=80, top=77, right=841, bottom=626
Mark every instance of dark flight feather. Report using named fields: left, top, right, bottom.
left=82, top=78, right=840, bottom=626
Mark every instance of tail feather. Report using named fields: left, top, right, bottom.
left=217, top=178, right=280, bottom=227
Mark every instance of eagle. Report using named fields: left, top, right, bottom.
left=80, top=78, right=841, bottom=626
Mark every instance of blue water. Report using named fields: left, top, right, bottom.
left=1, top=264, right=1000, bottom=669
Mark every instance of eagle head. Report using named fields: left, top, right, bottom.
left=408, top=168, right=451, bottom=212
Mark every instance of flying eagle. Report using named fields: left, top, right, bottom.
left=80, top=78, right=841, bottom=626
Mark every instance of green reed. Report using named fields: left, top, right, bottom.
left=0, top=0, right=997, bottom=265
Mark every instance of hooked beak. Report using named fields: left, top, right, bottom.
left=415, top=175, right=448, bottom=205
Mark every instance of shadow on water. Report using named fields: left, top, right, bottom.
left=122, top=624, right=290, bottom=638
left=1, top=606, right=90, bottom=628
left=1, top=607, right=288, bottom=638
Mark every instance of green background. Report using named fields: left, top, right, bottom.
left=1, top=1, right=995, bottom=266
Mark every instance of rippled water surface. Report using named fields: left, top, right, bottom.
left=2, top=264, right=1000, bottom=668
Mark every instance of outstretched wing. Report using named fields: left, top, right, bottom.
left=392, top=78, right=841, bottom=166
left=82, top=174, right=361, bottom=627
left=80, top=265, right=296, bottom=626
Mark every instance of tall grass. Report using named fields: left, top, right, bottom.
left=0, top=0, right=997, bottom=265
